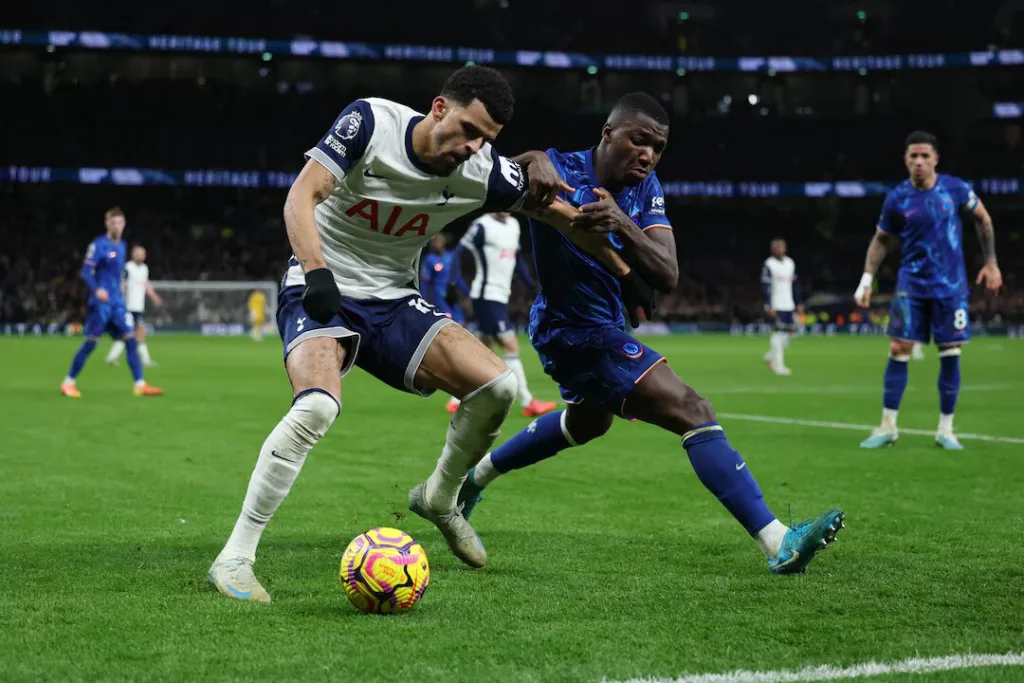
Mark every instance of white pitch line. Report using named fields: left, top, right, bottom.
left=703, top=384, right=1012, bottom=395
left=717, top=412, right=1024, bottom=445
left=605, top=651, right=1024, bottom=683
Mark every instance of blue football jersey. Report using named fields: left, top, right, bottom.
left=83, top=236, right=127, bottom=305
left=420, top=251, right=453, bottom=303
left=529, top=147, right=671, bottom=330
left=877, top=174, right=979, bottom=299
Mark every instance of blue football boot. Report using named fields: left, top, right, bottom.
left=769, top=508, right=845, bottom=575
left=456, top=467, right=485, bottom=521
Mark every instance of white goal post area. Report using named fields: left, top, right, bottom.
left=148, top=280, right=278, bottom=336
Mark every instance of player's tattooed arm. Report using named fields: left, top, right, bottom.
left=863, top=229, right=894, bottom=275
left=520, top=199, right=632, bottom=277
left=284, top=159, right=338, bottom=272
left=971, top=201, right=1003, bottom=292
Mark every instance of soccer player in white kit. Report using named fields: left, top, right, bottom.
left=445, top=211, right=557, bottom=416
left=761, top=238, right=803, bottom=376
left=106, top=246, right=162, bottom=367
left=206, top=66, right=629, bottom=602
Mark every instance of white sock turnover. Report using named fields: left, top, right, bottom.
left=503, top=354, right=533, bottom=406
left=755, top=519, right=789, bottom=558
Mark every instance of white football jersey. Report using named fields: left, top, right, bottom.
left=283, top=97, right=528, bottom=300
left=762, top=256, right=797, bottom=311
left=460, top=213, right=522, bottom=303
left=124, top=261, right=150, bottom=312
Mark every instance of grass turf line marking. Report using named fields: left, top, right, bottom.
left=718, top=412, right=1024, bottom=445
left=606, top=651, right=1024, bottom=683
left=703, top=384, right=1012, bottom=395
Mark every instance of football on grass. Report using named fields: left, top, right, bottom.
left=339, top=527, right=430, bottom=614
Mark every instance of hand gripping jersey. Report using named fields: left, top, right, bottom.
left=283, top=97, right=528, bottom=300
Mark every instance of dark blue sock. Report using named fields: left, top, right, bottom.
left=938, top=351, right=961, bottom=415
left=682, top=422, right=776, bottom=536
left=68, top=340, right=97, bottom=379
left=488, top=411, right=573, bottom=474
left=883, top=355, right=910, bottom=410
left=124, top=337, right=144, bottom=383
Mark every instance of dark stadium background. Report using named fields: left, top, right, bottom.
left=1, top=0, right=1021, bottom=331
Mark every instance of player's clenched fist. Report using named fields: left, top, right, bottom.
left=620, top=270, right=655, bottom=328
left=301, top=268, right=342, bottom=323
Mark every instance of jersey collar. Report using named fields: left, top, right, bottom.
left=405, top=116, right=439, bottom=176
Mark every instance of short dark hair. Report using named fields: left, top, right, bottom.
left=440, top=66, right=515, bottom=125
left=609, top=92, right=670, bottom=127
left=905, top=130, right=938, bottom=152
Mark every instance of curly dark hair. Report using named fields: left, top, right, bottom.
left=905, top=130, right=939, bottom=152
left=439, top=65, right=515, bottom=126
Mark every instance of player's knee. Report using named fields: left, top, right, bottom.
left=658, top=387, right=716, bottom=434
left=286, top=389, right=341, bottom=446
left=890, top=340, right=914, bottom=357
left=565, top=410, right=612, bottom=445
left=466, top=368, right=517, bottom=416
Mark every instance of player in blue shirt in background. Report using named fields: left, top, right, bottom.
left=60, top=207, right=163, bottom=398
left=457, top=93, right=844, bottom=575
left=855, top=131, right=1002, bottom=450
left=420, top=234, right=465, bottom=324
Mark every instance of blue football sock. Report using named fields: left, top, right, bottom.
left=124, top=337, right=144, bottom=383
left=68, top=339, right=98, bottom=379
left=938, top=350, right=961, bottom=415
left=883, top=354, right=910, bottom=411
left=682, top=422, right=776, bottom=536
left=488, top=410, right=573, bottom=474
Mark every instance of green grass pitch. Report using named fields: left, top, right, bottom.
left=1, top=334, right=1022, bottom=682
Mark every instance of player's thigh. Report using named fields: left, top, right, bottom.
left=887, top=294, right=929, bottom=347
left=564, top=400, right=614, bottom=444
left=415, top=323, right=508, bottom=399
left=285, top=337, right=346, bottom=402
left=109, top=307, right=135, bottom=340
left=625, top=362, right=716, bottom=437
left=931, top=297, right=970, bottom=347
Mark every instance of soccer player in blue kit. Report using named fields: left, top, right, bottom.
left=420, top=234, right=465, bottom=323
left=457, top=93, right=845, bottom=574
left=856, top=131, right=1002, bottom=450
left=60, top=207, right=163, bottom=398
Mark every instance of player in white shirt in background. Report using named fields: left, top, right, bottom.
left=107, top=246, right=162, bottom=367
left=445, top=212, right=557, bottom=416
left=761, top=238, right=803, bottom=376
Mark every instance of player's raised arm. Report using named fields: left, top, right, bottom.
left=519, top=198, right=632, bottom=277
left=968, top=199, right=1002, bottom=293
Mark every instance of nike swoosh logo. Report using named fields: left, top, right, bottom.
left=224, top=583, right=252, bottom=599
left=364, top=169, right=389, bottom=180
left=736, top=462, right=747, bottom=470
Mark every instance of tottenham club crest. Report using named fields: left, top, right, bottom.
left=334, top=109, right=363, bottom=141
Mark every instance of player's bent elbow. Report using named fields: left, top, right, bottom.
left=654, top=266, right=679, bottom=293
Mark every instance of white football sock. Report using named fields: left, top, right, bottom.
left=770, top=332, right=786, bottom=369
left=472, top=453, right=499, bottom=487
left=425, top=370, right=516, bottom=511
left=220, top=391, right=340, bottom=562
left=63, top=376, right=75, bottom=385
left=138, top=343, right=153, bottom=366
left=106, top=340, right=125, bottom=363
left=503, top=354, right=533, bottom=406
left=937, top=413, right=954, bottom=435
left=881, top=408, right=899, bottom=430
left=755, top=519, right=789, bottom=558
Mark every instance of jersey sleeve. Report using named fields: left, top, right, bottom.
left=482, top=148, right=528, bottom=212
left=305, top=99, right=375, bottom=182
left=955, top=178, right=980, bottom=211
left=460, top=221, right=481, bottom=248
left=639, top=175, right=672, bottom=231
left=876, top=191, right=900, bottom=234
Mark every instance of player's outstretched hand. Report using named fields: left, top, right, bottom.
left=520, top=151, right=574, bottom=206
left=621, top=270, right=655, bottom=328
left=571, top=188, right=631, bottom=234
left=301, top=268, right=342, bottom=324
left=976, top=261, right=1002, bottom=294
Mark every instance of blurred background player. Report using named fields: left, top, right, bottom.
left=760, top=238, right=803, bottom=376
left=420, top=234, right=464, bottom=324
left=248, top=288, right=268, bottom=341
left=458, top=93, right=844, bottom=575
left=61, top=208, right=163, bottom=398
left=855, top=131, right=1002, bottom=450
left=445, top=211, right=557, bottom=416
left=106, top=246, right=162, bottom=366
